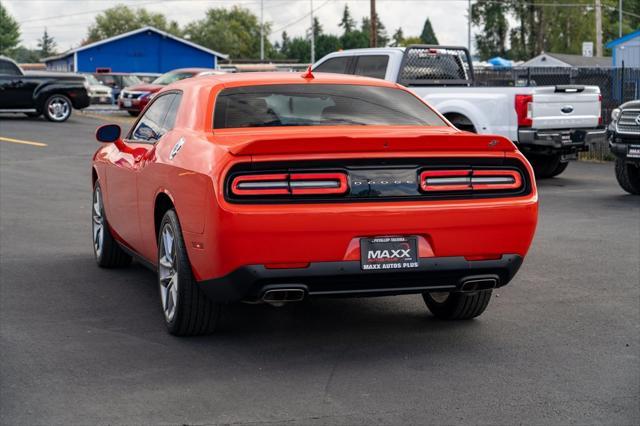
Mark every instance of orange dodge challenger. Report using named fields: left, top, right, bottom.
left=91, top=70, right=538, bottom=336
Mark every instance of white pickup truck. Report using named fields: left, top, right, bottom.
left=313, top=46, right=606, bottom=178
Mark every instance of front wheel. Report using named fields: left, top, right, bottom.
left=158, top=209, right=221, bottom=336
left=615, top=158, right=640, bottom=195
left=43, top=94, right=72, bottom=122
left=422, top=290, right=492, bottom=320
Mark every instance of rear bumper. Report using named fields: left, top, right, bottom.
left=518, top=127, right=606, bottom=151
left=198, top=255, right=523, bottom=303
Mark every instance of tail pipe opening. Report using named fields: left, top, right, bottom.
left=261, top=287, right=306, bottom=305
left=460, top=276, right=499, bottom=293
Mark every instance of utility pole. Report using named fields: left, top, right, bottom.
left=310, top=0, right=315, bottom=63
left=260, top=0, right=264, bottom=61
left=467, top=0, right=472, bottom=56
left=619, top=0, right=623, bottom=38
left=595, top=0, right=603, bottom=57
left=370, top=0, right=377, bottom=47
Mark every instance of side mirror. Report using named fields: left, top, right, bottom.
left=96, top=124, right=121, bottom=143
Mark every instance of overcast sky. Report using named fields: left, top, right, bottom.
left=4, top=0, right=474, bottom=53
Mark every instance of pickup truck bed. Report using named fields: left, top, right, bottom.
left=313, top=46, right=606, bottom=178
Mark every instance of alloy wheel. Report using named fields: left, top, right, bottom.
left=92, top=186, right=104, bottom=258
left=158, top=224, right=179, bottom=322
left=47, top=96, right=70, bottom=121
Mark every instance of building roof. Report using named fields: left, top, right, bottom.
left=524, top=52, right=612, bottom=67
left=42, top=26, right=228, bottom=62
left=606, top=29, right=640, bottom=48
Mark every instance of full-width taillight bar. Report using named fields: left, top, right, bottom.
left=231, top=172, right=349, bottom=196
left=420, top=169, right=522, bottom=192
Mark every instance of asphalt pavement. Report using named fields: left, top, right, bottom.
left=1, top=113, right=638, bottom=425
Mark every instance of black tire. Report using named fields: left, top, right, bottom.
left=615, top=158, right=640, bottom=195
left=158, top=209, right=221, bottom=336
left=92, top=182, right=132, bottom=268
left=127, top=110, right=140, bottom=117
left=422, top=290, right=492, bottom=320
left=530, top=154, right=563, bottom=179
left=43, top=94, right=72, bottom=122
left=548, top=160, right=569, bottom=177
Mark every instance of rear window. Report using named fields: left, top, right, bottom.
left=213, top=84, right=446, bottom=129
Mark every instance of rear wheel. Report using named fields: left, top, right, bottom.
left=92, top=182, right=132, bottom=268
left=43, top=94, right=72, bottom=122
left=615, top=158, right=640, bottom=195
left=422, top=290, right=492, bottom=320
left=158, top=209, right=221, bottom=336
left=530, top=154, right=566, bottom=179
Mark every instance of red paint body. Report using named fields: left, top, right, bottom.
left=93, top=72, right=538, bottom=286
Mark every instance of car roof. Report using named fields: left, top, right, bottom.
left=166, top=68, right=215, bottom=74
left=170, top=71, right=400, bottom=90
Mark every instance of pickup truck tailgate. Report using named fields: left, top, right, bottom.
left=532, top=86, right=600, bottom=129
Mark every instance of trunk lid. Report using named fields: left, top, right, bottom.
left=531, top=85, right=601, bottom=129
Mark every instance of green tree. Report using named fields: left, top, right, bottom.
left=471, top=0, right=509, bottom=60
left=419, top=18, right=439, bottom=44
left=0, top=3, right=20, bottom=55
left=85, top=5, right=180, bottom=43
left=280, top=31, right=291, bottom=54
left=339, top=4, right=356, bottom=34
left=37, top=28, right=57, bottom=58
left=316, top=34, right=341, bottom=60
left=391, top=27, right=404, bottom=47
left=285, top=37, right=311, bottom=62
left=185, top=6, right=273, bottom=59
left=340, top=30, right=369, bottom=50
left=10, top=46, right=40, bottom=63
left=361, top=14, right=389, bottom=47
left=402, top=36, right=423, bottom=46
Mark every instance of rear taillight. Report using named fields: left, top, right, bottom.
left=420, top=169, right=522, bottom=192
left=598, top=94, right=603, bottom=126
left=515, top=94, right=533, bottom=127
left=231, top=172, right=348, bottom=196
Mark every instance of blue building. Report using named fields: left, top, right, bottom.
left=606, top=29, right=640, bottom=68
left=43, top=26, right=227, bottom=73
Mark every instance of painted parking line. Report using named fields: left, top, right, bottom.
left=0, top=136, right=48, bottom=147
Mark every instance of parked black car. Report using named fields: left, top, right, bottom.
left=0, top=56, right=90, bottom=122
left=609, top=100, right=640, bottom=195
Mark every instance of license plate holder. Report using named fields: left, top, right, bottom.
left=360, top=236, right=419, bottom=271
left=123, top=99, right=132, bottom=107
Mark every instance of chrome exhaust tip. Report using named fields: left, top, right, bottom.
left=460, top=278, right=498, bottom=292
left=262, top=288, right=306, bottom=305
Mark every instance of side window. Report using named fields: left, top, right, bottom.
left=353, top=55, right=389, bottom=79
left=0, top=59, right=21, bottom=76
left=163, top=93, right=182, bottom=130
left=130, top=94, right=175, bottom=142
left=314, top=57, right=350, bottom=74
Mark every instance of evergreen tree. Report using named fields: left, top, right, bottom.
left=471, top=0, right=508, bottom=59
left=361, top=13, right=388, bottom=47
left=391, top=27, right=404, bottom=47
left=419, top=18, right=439, bottom=44
left=338, top=4, right=356, bottom=34
left=37, top=28, right=57, bottom=58
left=0, top=3, right=20, bottom=55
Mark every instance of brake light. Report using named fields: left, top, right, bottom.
left=598, top=94, right=602, bottom=126
left=515, top=94, right=533, bottom=127
left=420, top=169, right=522, bottom=192
left=231, top=172, right=348, bottom=196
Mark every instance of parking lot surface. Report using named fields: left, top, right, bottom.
left=1, top=113, right=638, bottom=425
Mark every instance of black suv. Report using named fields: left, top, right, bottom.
left=609, top=100, right=640, bottom=195
left=0, top=56, right=90, bottom=122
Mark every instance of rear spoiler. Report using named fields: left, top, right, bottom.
left=397, top=45, right=474, bottom=87
left=228, top=133, right=516, bottom=156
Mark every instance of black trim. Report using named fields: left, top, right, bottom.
left=224, top=157, right=532, bottom=204
left=197, top=255, right=523, bottom=303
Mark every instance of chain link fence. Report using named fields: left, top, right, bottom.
left=474, top=66, right=640, bottom=161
